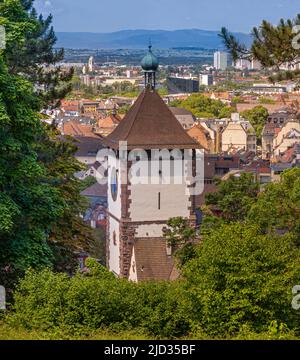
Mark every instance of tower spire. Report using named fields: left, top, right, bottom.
left=141, top=43, right=159, bottom=90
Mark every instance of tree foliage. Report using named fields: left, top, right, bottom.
left=205, top=173, right=260, bottom=222
left=241, top=105, right=269, bottom=139
left=0, top=57, right=62, bottom=286
left=0, top=0, right=73, bottom=107
left=10, top=264, right=191, bottom=338
left=0, top=0, right=95, bottom=286
left=220, top=14, right=300, bottom=85
left=170, top=94, right=231, bottom=118
left=163, top=217, right=197, bottom=267
left=248, top=168, right=300, bottom=241
left=183, top=223, right=300, bottom=335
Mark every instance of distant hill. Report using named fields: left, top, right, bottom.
left=56, top=29, right=251, bottom=50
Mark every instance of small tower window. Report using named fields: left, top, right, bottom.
left=113, top=231, right=117, bottom=246
left=111, top=168, right=118, bottom=201
left=158, top=192, right=161, bottom=210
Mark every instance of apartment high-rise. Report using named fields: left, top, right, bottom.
left=199, top=74, right=214, bottom=86
left=214, top=51, right=228, bottom=70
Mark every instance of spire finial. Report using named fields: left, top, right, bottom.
left=141, top=42, right=159, bottom=90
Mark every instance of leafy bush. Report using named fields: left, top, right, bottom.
left=8, top=260, right=191, bottom=338
left=7, top=217, right=300, bottom=339
left=183, top=223, right=300, bottom=336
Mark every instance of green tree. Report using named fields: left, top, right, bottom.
left=248, top=168, right=300, bottom=241
left=220, top=14, right=300, bottom=85
left=163, top=217, right=197, bottom=267
left=36, top=132, right=96, bottom=272
left=205, top=173, right=260, bottom=223
left=241, top=105, right=269, bottom=139
left=78, top=176, right=97, bottom=192
left=118, top=104, right=130, bottom=115
left=0, top=0, right=95, bottom=285
left=0, top=57, right=64, bottom=288
left=170, top=94, right=229, bottom=118
left=183, top=223, right=300, bottom=336
left=218, top=106, right=235, bottom=119
left=0, top=0, right=73, bottom=107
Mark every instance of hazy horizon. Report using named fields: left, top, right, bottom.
left=35, top=0, right=300, bottom=33
left=55, top=28, right=249, bottom=35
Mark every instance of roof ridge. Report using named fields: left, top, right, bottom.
left=103, top=88, right=200, bottom=150
left=121, top=89, right=147, bottom=141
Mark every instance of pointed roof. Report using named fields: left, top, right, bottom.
left=102, top=87, right=200, bottom=150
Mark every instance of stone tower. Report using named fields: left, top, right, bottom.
left=103, top=46, right=203, bottom=281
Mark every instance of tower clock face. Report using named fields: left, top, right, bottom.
left=111, top=168, right=118, bottom=201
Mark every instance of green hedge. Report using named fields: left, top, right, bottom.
left=9, top=262, right=191, bottom=338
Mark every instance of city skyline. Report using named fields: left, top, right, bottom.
left=35, top=0, right=300, bottom=33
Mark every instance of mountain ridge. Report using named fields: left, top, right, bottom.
left=56, top=29, right=252, bottom=49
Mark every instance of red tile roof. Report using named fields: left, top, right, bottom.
left=134, top=238, right=175, bottom=281
left=103, top=88, right=200, bottom=150
left=98, top=114, right=122, bottom=129
left=63, top=120, right=97, bottom=137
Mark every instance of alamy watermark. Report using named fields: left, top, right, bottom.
left=94, top=142, right=205, bottom=196
left=0, top=26, right=6, bottom=50
left=292, top=285, right=300, bottom=310
left=292, top=25, right=300, bottom=50
left=0, top=285, right=5, bottom=310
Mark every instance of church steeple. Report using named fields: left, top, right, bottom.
left=141, top=43, right=159, bottom=89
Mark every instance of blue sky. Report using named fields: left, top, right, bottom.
left=35, top=0, right=300, bottom=33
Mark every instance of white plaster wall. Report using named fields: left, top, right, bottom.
left=221, top=125, right=247, bottom=152
left=108, top=217, right=120, bottom=276
left=129, top=183, right=190, bottom=221
left=128, top=247, right=137, bottom=282
left=135, top=223, right=166, bottom=237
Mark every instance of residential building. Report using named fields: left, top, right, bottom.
left=221, top=113, right=257, bottom=153
left=234, top=59, right=251, bottom=70
left=73, top=136, right=105, bottom=165
left=75, top=161, right=101, bottom=180
left=187, top=123, right=214, bottom=152
left=195, top=154, right=240, bottom=206
left=62, top=120, right=96, bottom=138
left=273, top=124, right=300, bottom=156
left=96, top=113, right=122, bottom=136
left=199, top=73, right=213, bottom=86
left=214, top=51, right=228, bottom=70
left=81, top=101, right=99, bottom=114
left=166, top=76, right=199, bottom=94
left=169, top=107, right=196, bottom=129
left=88, top=56, right=94, bottom=73
left=81, top=182, right=108, bottom=230
left=261, top=110, right=296, bottom=159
